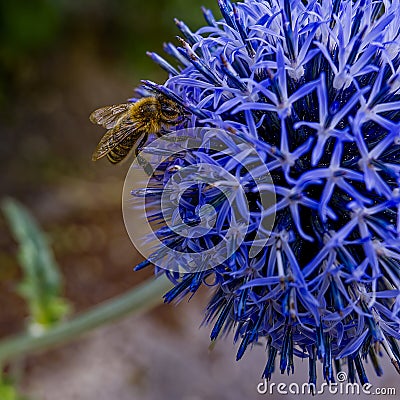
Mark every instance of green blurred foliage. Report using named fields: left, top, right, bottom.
left=110, top=0, right=220, bottom=70
left=0, top=0, right=63, bottom=105
left=0, top=0, right=62, bottom=62
left=1, top=199, right=70, bottom=331
left=0, top=382, right=26, bottom=400
left=0, top=378, right=27, bottom=400
left=0, top=0, right=220, bottom=103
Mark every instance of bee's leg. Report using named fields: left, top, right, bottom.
left=137, top=151, right=164, bottom=181
left=135, top=135, right=162, bottom=178
left=135, top=153, right=154, bottom=178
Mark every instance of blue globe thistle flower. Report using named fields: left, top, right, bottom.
left=131, top=0, right=400, bottom=384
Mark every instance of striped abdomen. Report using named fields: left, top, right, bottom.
left=106, top=136, right=137, bottom=164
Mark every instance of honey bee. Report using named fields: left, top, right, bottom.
left=90, top=95, right=185, bottom=167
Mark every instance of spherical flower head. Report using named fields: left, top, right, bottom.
left=132, top=0, right=400, bottom=384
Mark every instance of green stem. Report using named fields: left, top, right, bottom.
left=0, top=275, right=172, bottom=363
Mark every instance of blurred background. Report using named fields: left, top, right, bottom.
left=0, top=0, right=217, bottom=334
left=0, top=1, right=399, bottom=399
left=0, top=0, right=221, bottom=335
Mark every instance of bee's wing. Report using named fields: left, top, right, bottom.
left=90, top=104, right=131, bottom=129
left=91, top=120, right=146, bottom=161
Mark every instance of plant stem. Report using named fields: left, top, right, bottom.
left=0, top=275, right=172, bottom=363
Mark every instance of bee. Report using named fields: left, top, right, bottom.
left=90, top=95, right=185, bottom=168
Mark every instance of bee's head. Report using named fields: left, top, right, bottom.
left=158, top=96, right=186, bottom=125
